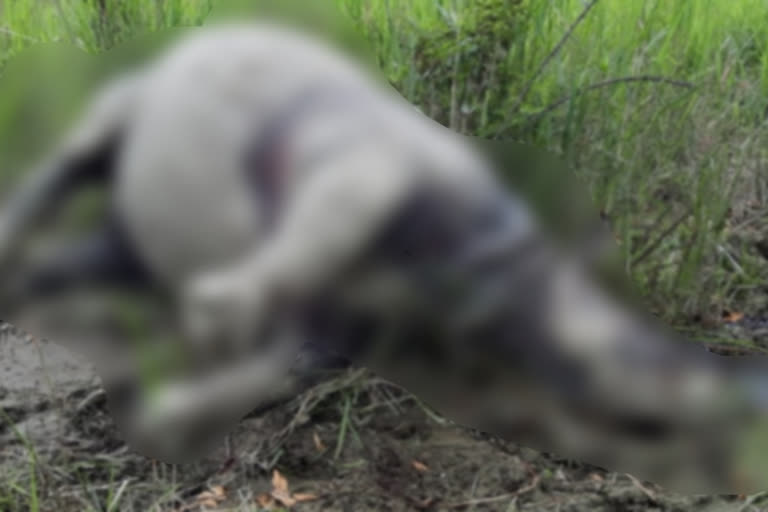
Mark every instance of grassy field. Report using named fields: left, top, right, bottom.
left=339, top=0, right=768, bottom=329
left=1, top=0, right=766, bottom=327
left=1, top=0, right=767, bottom=510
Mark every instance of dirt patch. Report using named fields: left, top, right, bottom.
left=0, top=323, right=759, bottom=511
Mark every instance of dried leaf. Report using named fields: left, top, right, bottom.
left=196, top=486, right=226, bottom=505
left=267, top=468, right=319, bottom=507
left=271, top=489, right=297, bottom=508
left=411, top=460, right=429, bottom=472
left=293, top=492, right=319, bottom=502
left=313, top=432, right=327, bottom=452
left=271, top=470, right=297, bottom=507
left=272, top=469, right=289, bottom=493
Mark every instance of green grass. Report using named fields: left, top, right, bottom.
left=1, top=0, right=766, bottom=327
left=0, top=0, right=210, bottom=59
left=0, top=2, right=767, bottom=506
left=336, top=0, right=768, bottom=326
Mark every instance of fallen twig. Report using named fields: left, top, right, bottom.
left=525, top=75, right=696, bottom=123
left=512, top=0, right=600, bottom=114
left=447, top=474, right=540, bottom=508
left=625, top=473, right=658, bottom=501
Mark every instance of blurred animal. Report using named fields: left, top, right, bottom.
left=2, top=21, right=768, bottom=493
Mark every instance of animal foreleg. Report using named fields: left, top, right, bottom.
left=115, top=324, right=350, bottom=463
left=181, top=143, right=414, bottom=358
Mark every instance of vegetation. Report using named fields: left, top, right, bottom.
left=2, top=0, right=766, bottom=328
left=1, top=0, right=767, bottom=509
left=337, top=0, right=768, bottom=330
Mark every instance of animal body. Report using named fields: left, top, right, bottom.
left=2, top=20, right=768, bottom=493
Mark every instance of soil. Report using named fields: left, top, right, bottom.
left=1, top=314, right=766, bottom=511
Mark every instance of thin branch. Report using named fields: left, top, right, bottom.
left=624, top=473, right=658, bottom=501
left=447, top=474, right=540, bottom=508
left=716, top=243, right=745, bottom=276
left=511, top=0, right=600, bottom=114
left=525, top=75, right=696, bottom=123
left=633, top=205, right=692, bottom=267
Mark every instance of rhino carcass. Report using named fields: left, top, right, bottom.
left=1, top=21, right=768, bottom=494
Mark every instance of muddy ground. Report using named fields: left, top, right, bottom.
left=1, top=313, right=768, bottom=512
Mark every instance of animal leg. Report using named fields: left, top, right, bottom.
left=115, top=322, right=351, bottom=463
left=182, top=142, right=415, bottom=357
